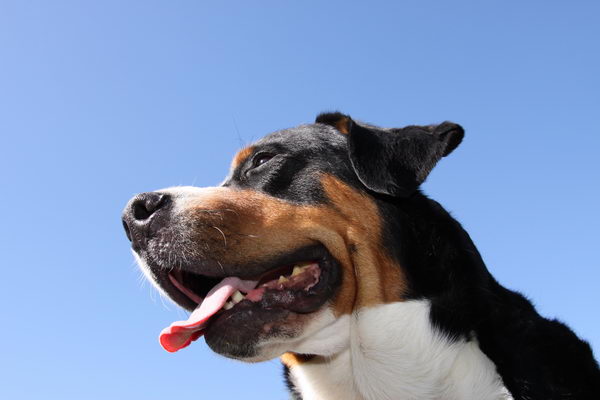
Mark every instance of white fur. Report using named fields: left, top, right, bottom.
left=287, top=300, right=513, bottom=400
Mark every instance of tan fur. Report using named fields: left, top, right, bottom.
left=231, top=146, right=255, bottom=169
left=182, top=175, right=407, bottom=365
left=186, top=175, right=407, bottom=311
left=334, top=116, right=351, bottom=134
left=281, top=352, right=315, bottom=368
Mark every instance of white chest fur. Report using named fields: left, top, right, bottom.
left=287, top=301, right=512, bottom=400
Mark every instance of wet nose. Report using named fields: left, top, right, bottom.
left=122, top=192, right=171, bottom=249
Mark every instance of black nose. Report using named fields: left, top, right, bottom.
left=122, top=192, right=171, bottom=249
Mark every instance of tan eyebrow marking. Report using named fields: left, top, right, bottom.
left=231, top=146, right=255, bottom=169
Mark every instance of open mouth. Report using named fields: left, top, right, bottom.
left=155, top=245, right=340, bottom=353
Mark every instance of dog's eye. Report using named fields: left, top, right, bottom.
left=252, top=153, right=274, bottom=168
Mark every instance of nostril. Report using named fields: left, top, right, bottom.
left=132, top=200, right=153, bottom=220
left=130, top=192, right=169, bottom=221
left=122, top=219, right=132, bottom=242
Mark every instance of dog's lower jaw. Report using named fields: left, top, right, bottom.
left=213, top=306, right=347, bottom=363
left=285, top=301, right=512, bottom=400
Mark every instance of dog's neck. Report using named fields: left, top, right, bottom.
left=284, top=192, right=600, bottom=399
left=285, top=301, right=512, bottom=400
left=283, top=195, right=513, bottom=399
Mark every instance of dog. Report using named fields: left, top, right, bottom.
left=122, top=113, right=600, bottom=400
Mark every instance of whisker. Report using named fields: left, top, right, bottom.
left=212, top=226, right=228, bottom=248
left=217, top=260, right=226, bottom=275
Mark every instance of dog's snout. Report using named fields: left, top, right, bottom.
left=122, top=192, right=171, bottom=248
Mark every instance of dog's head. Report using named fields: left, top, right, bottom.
left=122, top=113, right=463, bottom=361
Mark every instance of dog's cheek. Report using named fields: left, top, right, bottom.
left=319, top=175, right=408, bottom=313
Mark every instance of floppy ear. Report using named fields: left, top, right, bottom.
left=316, top=112, right=464, bottom=197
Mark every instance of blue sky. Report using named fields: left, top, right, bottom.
left=1, top=1, right=599, bottom=399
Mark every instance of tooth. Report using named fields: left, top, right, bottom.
left=278, top=275, right=289, bottom=283
left=292, top=266, right=303, bottom=276
left=223, top=301, right=234, bottom=310
left=232, top=290, right=245, bottom=303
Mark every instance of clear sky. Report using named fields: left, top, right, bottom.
left=1, top=1, right=599, bottom=399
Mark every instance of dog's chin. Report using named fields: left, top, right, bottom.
left=204, top=304, right=343, bottom=362
left=204, top=308, right=320, bottom=361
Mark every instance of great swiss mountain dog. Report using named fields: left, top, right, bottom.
left=122, top=113, right=600, bottom=400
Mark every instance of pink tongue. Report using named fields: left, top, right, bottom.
left=159, top=277, right=258, bottom=353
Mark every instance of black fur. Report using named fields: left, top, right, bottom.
left=378, top=193, right=600, bottom=399
left=283, top=364, right=303, bottom=400
left=224, top=113, right=600, bottom=399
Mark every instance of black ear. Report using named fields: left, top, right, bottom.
left=346, top=119, right=464, bottom=197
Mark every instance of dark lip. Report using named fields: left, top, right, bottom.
left=155, top=269, right=197, bottom=311
left=150, top=244, right=337, bottom=312
left=219, top=251, right=339, bottom=315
